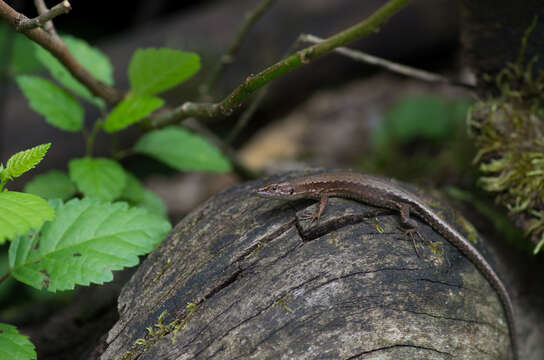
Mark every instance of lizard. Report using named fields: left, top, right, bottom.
left=256, top=171, right=518, bottom=360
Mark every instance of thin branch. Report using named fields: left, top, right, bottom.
left=226, top=85, right=269, bottom=144
left=16, top=0, right=71, bottom=32
left=226, top=36, right=305, bottom=144
left=0, top=0, right=124, bottom=105
left=149, top=0, right=411, bottom=129
left=300, top=34, right=476, bottom=89
left=200, top=0, right=277, bottom=98
left=33, top=0, right=61, bottom=37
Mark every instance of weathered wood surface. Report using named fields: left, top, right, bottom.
left=98, top=171, right=511, bottom=359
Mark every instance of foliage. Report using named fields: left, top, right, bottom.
left=134, top=126, right=232, bottom=172
left=68, top=157, right=127, bottom=201
left=128, top=48, right=200, bottom=96
left=0, top=23, right=42, bottom=76
left=104, top=95, right=164, bottom=133
left=0, top=191, right=55, bottom=244
left=9, top=198, right=170, bottom=291
left=15, top=76, right=84, bottom=131
left=23, top=170, right=77, bottom=201
left=34, top=35, right=113, bottom=108
left=0, top=323, right=36, bottom=360
left=4, top=31, right=224, bottom=357
left=367, top=95, right=473, bottom=178
left=0, top=144, right=55, bottom=244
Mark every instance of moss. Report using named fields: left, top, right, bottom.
left=273, top=295, right=294, bottom=313
left=468, top=17, right=544, bottom=253
left=119, top=302, right=200, bottom=360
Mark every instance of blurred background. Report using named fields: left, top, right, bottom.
left=2, top=0, right=541, bottom=358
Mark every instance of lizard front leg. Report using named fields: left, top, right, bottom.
left=300, top=193, right=329, bottom=224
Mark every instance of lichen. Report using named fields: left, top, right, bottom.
left=467, top=17, right=544, bottom=253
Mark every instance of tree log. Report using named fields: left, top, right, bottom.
left=98, top=171, right=512, bottom=359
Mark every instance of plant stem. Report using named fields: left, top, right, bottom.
left=85, top=120, right=103, bottom=157
left=200, top=0, right=277, bottom=98
left=0, top=271, right=10, bottom=286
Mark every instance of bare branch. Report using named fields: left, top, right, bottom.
left=16, top=0, right=71, bottom=32
left=201, top=0, right=277, bottom=98
left=0, top=0, right=124, bottom=105
left=148, top=0, right=411, bottom=129
left=300, top=34, right=476, bottom=89
left=33, top=0, right=61, bottom=36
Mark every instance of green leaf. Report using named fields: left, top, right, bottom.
left=134, top=126, right=231, bottom=172
left=16, top=76, right=84, bottom=132
left=121, top=172, right=167, bottom=217
left=0, top=23, right=43, bottom=75
left=69, top=158, right=126, bottom=201
left=129, top=48, right=200, bottom=95
left=5, top=143, right=51, bottom=179
left=9, top=198, right=171, bottom=291
left=0, top=323, right=36, bottom=360
left=34, top=35, right=113, bottom=107
left=24, top=170, right=76, bottom=201
left=0, top=191, right=55, bottom=244
left=103, top=95, right=164, bottom=133
left=372, top=95, right=471, bottom=151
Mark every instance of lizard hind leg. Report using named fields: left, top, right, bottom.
left=395, top=201, right=427, bottom=257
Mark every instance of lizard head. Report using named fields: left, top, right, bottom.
left=256, top=181, right=299, bottom=199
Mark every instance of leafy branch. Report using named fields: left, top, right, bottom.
left=0, top=0, right=123, bottom=104
left=148, top=0, right=411, bottom=128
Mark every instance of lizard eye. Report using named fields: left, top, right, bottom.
left=272, top=186, right=277, bottom=191
left=289, top=189, right=294, bottom=195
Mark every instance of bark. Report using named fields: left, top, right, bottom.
left=97, top=170, right=512, bottom=359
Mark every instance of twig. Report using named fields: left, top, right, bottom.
left=33, top=0, right=61, bottom=37
left=0, top=0, right=124, bottom=105
left=200, top=0, right=277, bottom=98
left=226, top=85, right=269, bottom=144
left=226, top=36, right=305, bottom=144
left=300, top=34, right=476, bottom=89
left=149, top=0, right=411, bottom=129
left=16, top=0, right=71, bottom=32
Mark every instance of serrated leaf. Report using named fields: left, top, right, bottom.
left=24, top=170, right=76, bottom=201
left=103, top=95, right=164, bottom=133
left=0, top=191, right=55, bottom=244
left=121, top=172, right=167, bottom=217
left=69, top=158, right=126, bottom=201
left=5, top=143, right=51, bottom=179
left=129, top=48, right=200, bottom=95
left=34, top=35, right=113, bottom=107
left=16, top=76, right=84, bottom=132
left=0, top=323, right=36, bottom=360
left=9, top=198, right=171, bottom=291
left=134, top=126, right=231, bottom=172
